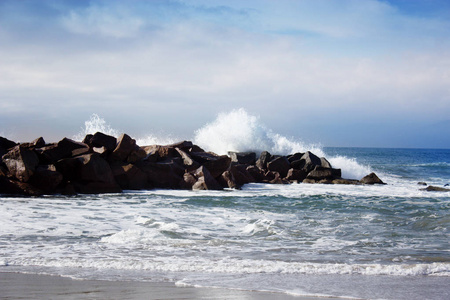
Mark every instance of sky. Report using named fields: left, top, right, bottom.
left=0, top=0, right=449, bottom=148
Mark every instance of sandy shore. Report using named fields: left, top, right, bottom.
left=0, top=272, right=325, bottom=300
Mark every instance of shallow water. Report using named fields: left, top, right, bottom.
left=1, top=147, right=449, bottom=299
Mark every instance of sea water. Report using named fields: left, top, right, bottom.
left=1, top=111, right=449, bottom=299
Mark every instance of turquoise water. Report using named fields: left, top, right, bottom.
left=1, top=147, right=449, bottom=299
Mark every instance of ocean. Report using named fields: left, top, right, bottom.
left=1, top=112, right=449, bottom=299
left=1, top=146, right=449, bottom=299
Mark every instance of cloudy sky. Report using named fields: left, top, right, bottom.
left=0, top=0, right=449, bottom=148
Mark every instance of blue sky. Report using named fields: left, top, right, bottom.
left=0, top=0, right=449, bottom=148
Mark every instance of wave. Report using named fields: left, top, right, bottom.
left=73, top=110, right=372, bottom=180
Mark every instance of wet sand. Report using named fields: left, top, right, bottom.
left=0, top=272, right=325, bottom=299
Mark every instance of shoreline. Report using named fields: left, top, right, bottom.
left=0, top=272, right=329, bottom=300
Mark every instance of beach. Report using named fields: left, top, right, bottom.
left=0, top=272, right=322, bottom=300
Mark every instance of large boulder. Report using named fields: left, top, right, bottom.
left=421, top=185, right=450, bottom=192
left=110, top=162, right=149, bottom=190
left=37, top=138, right=89, bottom=163
left=360, top=172, right=385, bottom=185
left=86, top=132, right=117, bottom=152
left=229, top=164, right=255, bottom=186
left=29, top=165, right=63, bottom=193
left=0, top=137, right=18, bottom=157
left=110, top=134, right=137, bottom=162
left=141, top=145, right=177, bottom=162
left=175, top=147, right=200, bottom=171
left=287, top=152, right=304, bottom=163
left=0, top=176, right=43, bottom=196
left=256, top=151, right=271, bottom=170
left=285, top=168, right=307, bottom=182
left=320, top=157, right=332, bottom=168
left=267, top=156, right=290, bottom=178
left=228, top=152, right=257, bottom=165
left=301, top=151, right=322, bottom=173
left=218, top=170, right=239, bottom=189
left=190, top=152, right=231, bottom=178
left=2, top=145, right=39, bottom=182
left=191, top=166, right=222, bottom=190
left=306, top=166, right=341, bottom=181
left=135, top=160, right=184, bottom=189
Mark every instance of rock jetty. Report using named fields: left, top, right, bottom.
left=1, top=132, right=384, bottom=196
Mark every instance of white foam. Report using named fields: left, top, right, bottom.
left=74, top=113, right=120, bottom=141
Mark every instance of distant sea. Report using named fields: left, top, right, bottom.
left=1, top=147, right=449, bottom=299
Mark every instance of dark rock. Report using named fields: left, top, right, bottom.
left=90, top=132, right=117, bottom=151
left=181, top=172, right=197, bottom=189
left=192, top=166, right=222, bottom=190
left=37, top=138, right=89, bottom=163
left=77, top=153, right=117, bottom=185
left=301, top=151, right=322, bottom=173
left=187, top=145, right=205, bottom=153
left=71, top=147, right=91, bottom=157
left=285, top=168, right=307, bottom=182
left=167, top=141, right=194, bottom=150
left=332, top=178, right=361, bottom=185
left=218, top=170, right=239, bottom=189
left=110, top=134, right=137, bottom=162
left=306, top=166, right=341, bottom=181
left=290, top=159, right=305, bottom=170
left=110, top=162, right=149, bottom=190
left=190, top=152, right=231, bottom=178
left=267, top=171, right=286, bottom=184
left=135, top=160, right=184, bottom=189
left=360, top=172, right=385, bottom=185
left=421, top=186, right=450, bottom=192
left=31, top=137, right=46, bottom=148
left=82, top=134, right=93, bottom=146
left=417, top=182, right=427, bottom=186
left=29, top=165, right=63, bottom=193
left=287, top=153, right=304, bottom=163
left=320, top=157, right=332, bottom=168
left=2, top=145, right=39, bottom=182
left=302, top=178, right=316, bottom=184
left=267, top=156, right=290, bottom=178
left=142, top=145, right=177, bottom=162
left=175, top=148, right=200, bottom=171
left=228, top=152, right=257, bottom=165
left=256, top=151, right=271, bottom=170
left=229, top=164, right=254, bottom=186
left=127, top=146, right=147, bottom=163
left=246, top=165, right=266, bottom=182
left=0, top=137, right=18, bottom=157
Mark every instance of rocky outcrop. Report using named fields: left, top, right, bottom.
left=0, top=132, right=387, bottom=196
left=421, top=186, right=450, bottom=192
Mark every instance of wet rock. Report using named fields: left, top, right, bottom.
left=256, top=151, right=271, bottom=170
left=228, top=152, right=257, bottom=165
left=37, top=138, right=89, bottom=163
left=218, top=170, right=239, bottom=189
left=110, top=162, right=149, bottom=190
left=110, top=134, right=137, bottom=162
left=306, top=166, right=341, bottom=181
left=175, top=148, right=200, bottom=171
left=332, top=178, right=361, bottom=185
left=2, top=145, right=39, bottom=182
left=301, top=151, right=322, bottom=173
left=285, top=168, right=307, bottom=183
left=229, top=164, right=255, bottom=186
left=192, top=166, right=222, bottom=190
left=417, top=182, right=427, bottom=186
left=29, top=165, right=63, bottom=193
left=89, top=132, right=117, bottom=152
left=320, top=157, right=332, bottom=168
left=287, top=153, right=303, bottom=163
left=421, top=186, right=450, bottom=192
left=360, top=172, right=385, bottom=185
left=136, top=160, right=184, bottom=189
left=190, top=152, right=231, bottom=178
left=0, top=137, right=18, bottom=157
left=267, top=156, right=290, bottom=178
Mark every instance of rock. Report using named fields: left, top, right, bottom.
left=302, top=178, right=316, bottom=184
left=301, top=151, right=322, bottom=173
left=127, top=146, right=147, bottom=163
left=175, top=148, right=200, bottom=171
left=229, top=164, right=254, bottom=186
left=110, top=134, right=137, bottom=162
left=190, top=152, right=231, bottom=178
left=218, top=170, right=238, bottom=189
left=360, top=172, right=385, bottom=185
left=0, top=137, right=18, bottom=157
left=256, top=151, right=271, bottom=170
left=228, top=152, right=257, bottom=165
left=192, top=166, right=222, bottom=190
left=306, top=166, right=341, bottom=181
left=29, top=165, right=63, bottom=193
left=267, top=156, right=290, bottom=178
left=285, top=168, right=307, bottom=182
left=417, top=182, right=427, bottom=186
left=421, top=186, right=450, bottom=192
left=2, top=145, right=39, bottom=182
left=31, top=137, right=46, bottom=148
left=332, top=178, right=361, bottom=185
left=110, top=162, right=149, bottom=190
left=141, top=145, right=177, bottom=162
left=181, top=172, right=197, bottom=189
left=246, top=165, right=266, bottom=182
left=89, top=132, right=117, bottom=151
left=77, top=154, right=117, bottom=185
left=37, top=138, right=89, bottom=163
left=267, top=171, right=286, bottom=184
left=320, top=157, right=332, bottom=168
left=135, top=160, right=184, bottom=189
left=167, top=141, right=194, bottom=150
left=290, top=159, right=305, bottom=170
left=287, top=153, right=303, bottom=163
left=1, top=177, right=44, bottom=196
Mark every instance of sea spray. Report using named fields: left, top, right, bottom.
left=74, top=113, right=120, bottom=141
left=194, top=108, right=371, bottom=179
